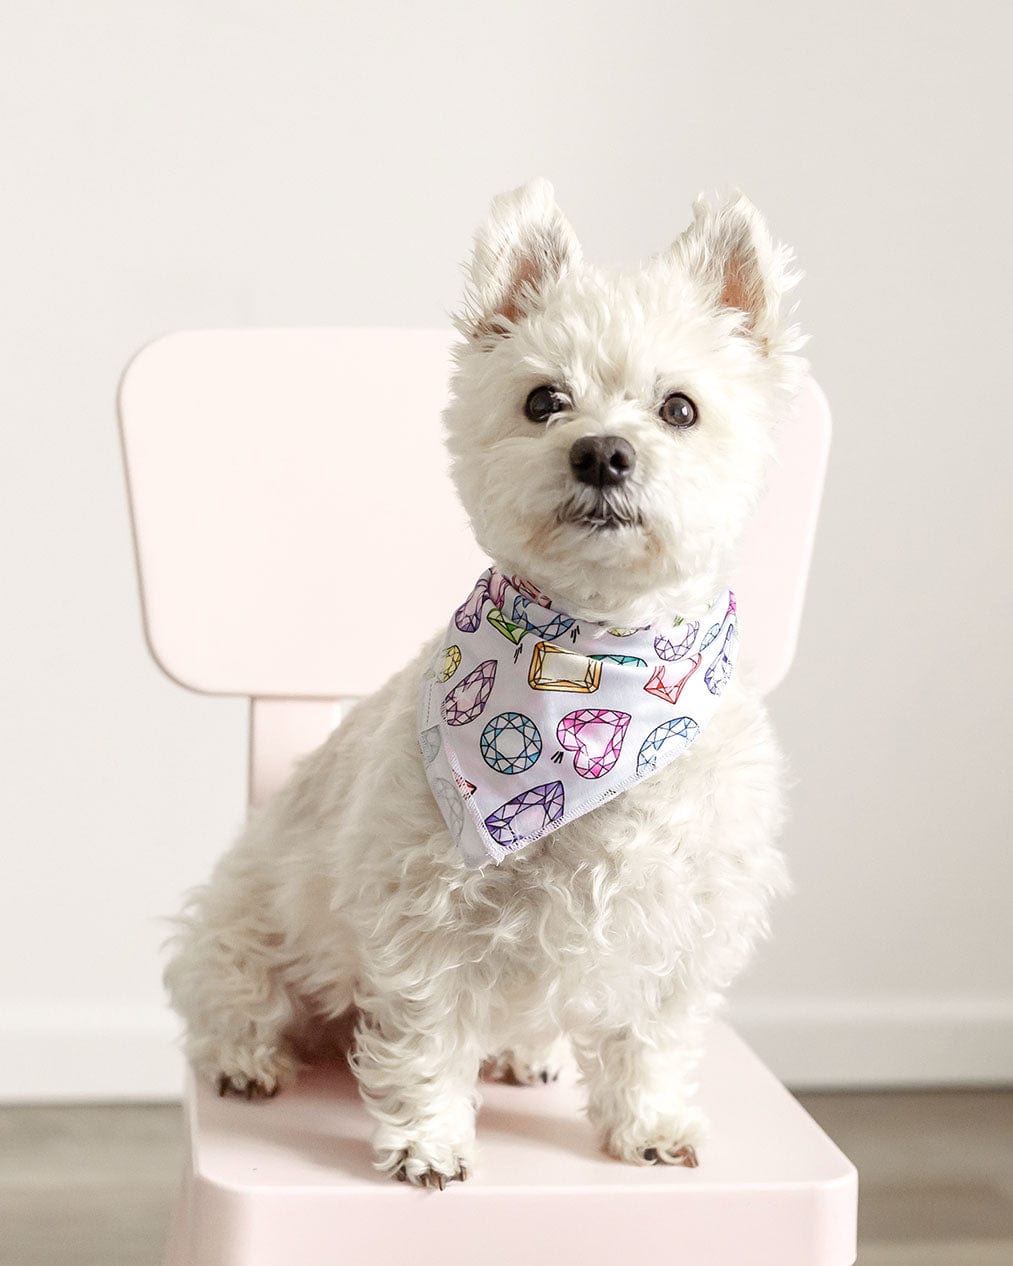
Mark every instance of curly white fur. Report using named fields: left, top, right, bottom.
left=165, top=179, right=805, bottom=1187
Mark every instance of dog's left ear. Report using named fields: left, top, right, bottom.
left=459, top=178, right=582, bottom=339
left=673, top=193, right=800, bottom=353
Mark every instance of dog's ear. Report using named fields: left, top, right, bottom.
left=459, top=178, right=582, bottom=339
left=673, top=193, right=800, bottom=353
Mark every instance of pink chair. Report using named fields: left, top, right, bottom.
left=119, top=328, right=856, bottom=1266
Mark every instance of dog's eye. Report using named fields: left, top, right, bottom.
left=524, top=385, right=569, bottom=424
left=660, top=393, right=698, bottom=428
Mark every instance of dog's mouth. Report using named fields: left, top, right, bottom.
left=556, top=494, right=643, bottom=533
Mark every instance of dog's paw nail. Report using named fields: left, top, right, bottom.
left=214, top=1072, right=278, bottom=1102
left=539, top=1069, right=549, bottom=1083
left=642, top=1146, right=658, bottom=1163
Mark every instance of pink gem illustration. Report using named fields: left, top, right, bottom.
left=484, top=781, right=565, bottom=850
left=556, top=709, right=631, bottom=779
left=442, top=659, right=497, bottom=726
left=644, top=654, right=701, bottom=706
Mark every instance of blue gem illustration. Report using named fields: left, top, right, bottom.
left=480, top=711, right=542, bottom=775
left=511, top=595, right=575, bottom=641
left=636, top=717, right=701, bottom=776
left=699, top=623, right=721, bottom=652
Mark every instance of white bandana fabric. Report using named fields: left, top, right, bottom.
left=417, top=567, right=739, bottom=869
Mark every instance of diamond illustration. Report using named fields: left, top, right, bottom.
left=704, top=622, right=737, bottom=696
left=589, top=653, right=647, bottom=667
left=419, top=725, right=441, bottom=767
left=654, top=621, right=699, bottom=661
left=528, top=641, right=602, bottom=693
left=487, top=607, right=526, bottom=644
left=636, top=717, right=701, bottom=775
left=699, top=622, right=722, bottom=652
left=511, top=595, right=574, bottom=641
left=431, top=777, right=464, bottom=841
left=442, top=659, right=497, bottom=725
left=436, top=645, right=462, bottom=682
left=454, top=573, right=491, bottom=633
left=607, top=626, right=647, bottom=637
left=557, top=709, right=631, bottom=779
left=480, top=711, right=542, bottom=775
left=484, top=781, right=565, bottom=850
left=644, top=654, right=701, bottom=705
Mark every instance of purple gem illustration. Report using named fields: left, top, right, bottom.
left=556, top=709, right=631, bottom=779
left=442, top=659, right=497, bottom=726
left=484, top=781, right=565, bottom=850
left=704, top=622, right=738, bottom=696
left=654, top=621, right=699, bottom=662
left=636, top=716, right=701, bottom=776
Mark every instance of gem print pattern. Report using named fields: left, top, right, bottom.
left=419, top=567, right=738, bottom=868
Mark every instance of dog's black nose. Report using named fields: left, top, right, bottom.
left=569, top=435, right=636, bottom=488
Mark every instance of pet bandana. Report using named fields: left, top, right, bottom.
left=418, top=567, right=739, bottom=869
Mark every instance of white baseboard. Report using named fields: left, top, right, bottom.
left=1, top=995, right=1010, bottom=1101
left=0, top=1003, right=184, bottom=1102
left=730, top=995, right=1013, bottom=1088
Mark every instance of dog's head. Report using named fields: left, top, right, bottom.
left=444, top=179, right=805, bottom=624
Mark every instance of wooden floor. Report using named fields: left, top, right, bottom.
left=1, top=1090, right=1010, bottom=1265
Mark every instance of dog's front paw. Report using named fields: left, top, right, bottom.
left=602, top=1107, right=708, bottom=1168
left=378, top=1142, right=472, bottom=1189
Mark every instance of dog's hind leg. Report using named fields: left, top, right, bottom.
left=164, top=852, right=303, bottom=1100
left=483, top=1032, right=570, bottom=1086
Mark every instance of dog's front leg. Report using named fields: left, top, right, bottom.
left=351, top=1003, right=480, bottom=1188
left=573, top=1007, right=709, bottom=1168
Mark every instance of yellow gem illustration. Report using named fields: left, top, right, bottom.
left=528, top=641, right=602, bottom=693
left=437, top=645, right=463, bottom=682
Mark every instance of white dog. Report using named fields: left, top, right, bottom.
left=165, top=179, right=804, bottom=1188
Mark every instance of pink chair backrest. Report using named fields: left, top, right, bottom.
left=119, top=328, right=830, bottom=801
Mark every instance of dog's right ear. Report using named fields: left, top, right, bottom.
left=458, top=179, right=581, bottom=340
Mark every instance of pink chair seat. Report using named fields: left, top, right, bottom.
left=165, top=1023, right=855, bottom=1266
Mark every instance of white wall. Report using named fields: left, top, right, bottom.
left=2, top=1, right=1011, bottom=1098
